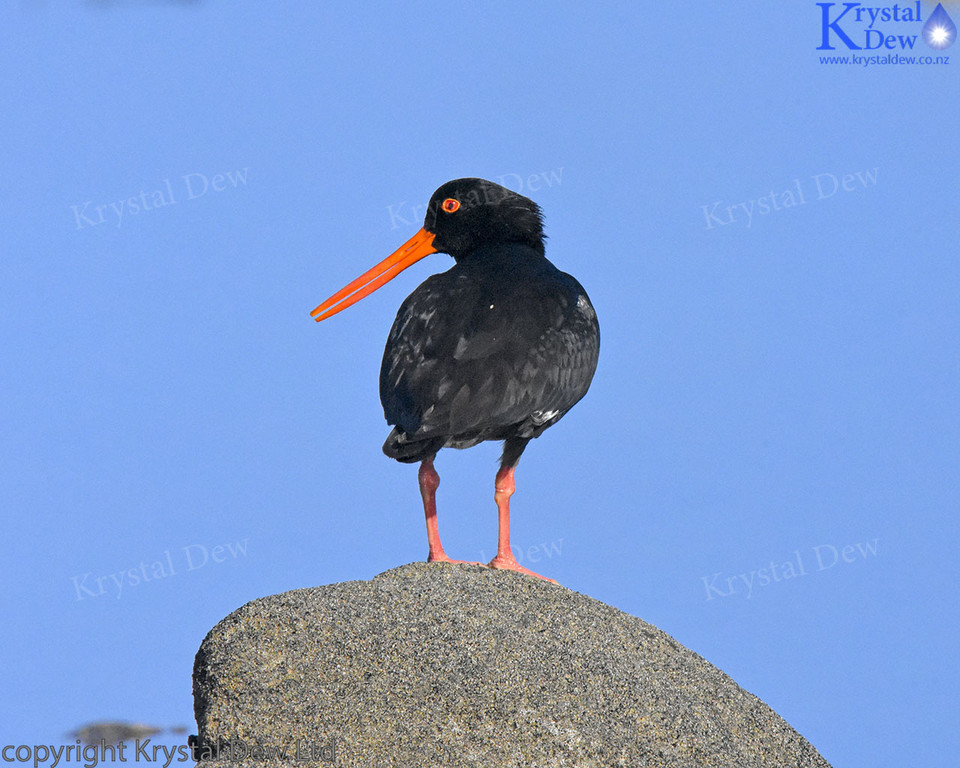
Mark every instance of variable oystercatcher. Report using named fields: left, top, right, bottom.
left=311, top=178, right=599, bottom=581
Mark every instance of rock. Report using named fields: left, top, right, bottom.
left=192, top=562, right=832, bottom=767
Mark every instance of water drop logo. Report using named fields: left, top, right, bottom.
left=922, top=3, right=956, bottom=49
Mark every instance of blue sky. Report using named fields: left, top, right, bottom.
left=1, top=2, right=958, bottom=766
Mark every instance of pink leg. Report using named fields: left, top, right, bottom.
left=486, top=465, right=558, bottom=583
left=419, top=458, right=481, bottom=565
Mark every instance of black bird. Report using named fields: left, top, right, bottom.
left=311, top=178, right=599, bottom=581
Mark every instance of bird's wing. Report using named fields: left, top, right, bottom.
left=379, top=270, right=599, bottom=442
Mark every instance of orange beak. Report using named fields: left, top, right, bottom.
left=310, top=228, right=438, bottom=322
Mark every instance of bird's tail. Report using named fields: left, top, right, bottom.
left=382, top=428, right=445, bottom=464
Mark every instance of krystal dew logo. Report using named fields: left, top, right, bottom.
left=924, top=2, right=958, bottom=46
left=817, top=2, right=956, bottom=52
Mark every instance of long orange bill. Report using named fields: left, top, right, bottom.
left=310, top=228, right=438, bottom=322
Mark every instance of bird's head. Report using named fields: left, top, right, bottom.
left=311, top=178, right=545, bottom=322
left=423, top=178, right=545, bottom=260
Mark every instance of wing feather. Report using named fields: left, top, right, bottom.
left=379, top=259, right=599, bottom=448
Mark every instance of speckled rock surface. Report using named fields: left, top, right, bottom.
left=192, top=562, right=832, bottom=767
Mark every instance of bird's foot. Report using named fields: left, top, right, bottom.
left=486, top=554, right=558, bottom=584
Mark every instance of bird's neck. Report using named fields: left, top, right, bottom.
left=453, top=241, right=547, bottom=267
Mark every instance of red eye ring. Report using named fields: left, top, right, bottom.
left=441, top=198, right=460, bottom=213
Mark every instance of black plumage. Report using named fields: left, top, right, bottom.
left=380, top=239, right=599, bottom=468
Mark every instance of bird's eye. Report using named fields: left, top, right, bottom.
left=441, top=198, right=460, bottom=213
